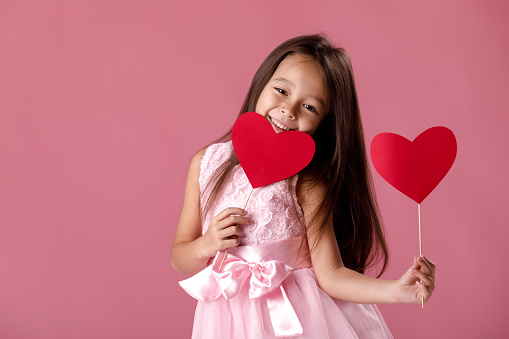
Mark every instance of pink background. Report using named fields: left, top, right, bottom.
left=1, top=1, right=508, bottom=338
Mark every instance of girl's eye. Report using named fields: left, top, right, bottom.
left=304, top=104, right=317, bottom=113
left=275, top=88, right=287, bottom=95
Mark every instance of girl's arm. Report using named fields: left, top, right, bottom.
left=297, top=180, right=435, bottom=304
left=171, top=149, right=251, bottom=275
left=171, top=149, right=210, bottom=274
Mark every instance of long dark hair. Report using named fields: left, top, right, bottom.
left=203, top=34, right=388, bottom=276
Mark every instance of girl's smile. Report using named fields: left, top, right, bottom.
left=268, top=115, right=292, bottom=132
left=255, top=53, right=328, bottom=136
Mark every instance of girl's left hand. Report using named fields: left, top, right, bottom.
left=392, top=256, right=436, bottom=304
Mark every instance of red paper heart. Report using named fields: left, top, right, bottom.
left=232, top=112, right=315, bottom=189
left=370, top=126, right=457, bottom=203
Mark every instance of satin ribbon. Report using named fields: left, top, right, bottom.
left=179, top=251, right=304, bottom=337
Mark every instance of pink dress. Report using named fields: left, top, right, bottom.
left=179, top=141, right=394, bottom=338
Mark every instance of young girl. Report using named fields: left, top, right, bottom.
left=171, top=34, right=436, bottom=338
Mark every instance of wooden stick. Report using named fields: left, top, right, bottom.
left=418, top=203, right=424, bottom=309
left=418, top=203, right=422, bottom=257
left=218, top=188, right=254, bottom=270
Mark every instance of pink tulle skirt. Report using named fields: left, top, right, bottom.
left=180, top=237, right=393, bottom=339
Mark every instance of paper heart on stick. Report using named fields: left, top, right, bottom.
left=370, top=126, right=457, bottom=204
left=232, top=112, right=315, bottom=188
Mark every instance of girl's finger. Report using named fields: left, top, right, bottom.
left=409, top=256, right=420, bottom=271
left=421, top=256, right=436, bottom=273
left=217, top=237, right=241, bottom=251
left=418, top=256, right=434, bottom=277
left=421, top=255, right=436, bottom=266
left=225, top=238, right=241, bottom=249
left=212, top=207, right=248, bottom=222
left=412, top=268, right=434, bottom=287
left=220, top=225, right=243, bottom=239
left=412, top=272, right=435, bottom=298
left=217, top=216, right=253, bottom=230
left=416, top=281, right=433, bottom=303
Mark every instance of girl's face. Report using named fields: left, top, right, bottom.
left=255, top=53, right=328, bottom=136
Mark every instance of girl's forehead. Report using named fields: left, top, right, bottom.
left=275, top=53, right=321, bottom=75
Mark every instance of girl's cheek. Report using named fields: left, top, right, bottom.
left=269, top=92, right=281, bottom=102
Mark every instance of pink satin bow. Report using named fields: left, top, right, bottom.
left=179, top=251, right=304, bottom=337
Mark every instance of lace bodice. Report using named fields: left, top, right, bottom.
left=199, top=141, right=305, bottom=246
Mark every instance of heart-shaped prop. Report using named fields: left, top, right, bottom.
left=232, top=112, right=315, bottom=188
left=370, top=127, right=457, bottom=204
left=370, top=126, right=457, bottom=308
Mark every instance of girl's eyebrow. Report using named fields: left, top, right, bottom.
left=273, top=77, right=325, bottom=109
left=273, top=77, right=293, bottom=86
left=311, top=96, right=325, bottom=109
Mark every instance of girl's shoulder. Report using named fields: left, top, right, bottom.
left=201, top=140, right=232, bottom=168
left=198, top=141, right=233, bottom=188
left=203, top=140, right=232, bottom=158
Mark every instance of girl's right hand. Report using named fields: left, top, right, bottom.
left=199, top=207, right=252, bottom=258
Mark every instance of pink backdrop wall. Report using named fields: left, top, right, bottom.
left=1, top=1, right=508, bottom=338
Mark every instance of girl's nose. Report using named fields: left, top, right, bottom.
left=281, top=107, right=295, bottom=119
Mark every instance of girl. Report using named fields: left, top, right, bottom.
left=171, top=34, right=435, bottom=338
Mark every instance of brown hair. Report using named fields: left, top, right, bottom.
left=202, top=34, right=388, bottom=276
